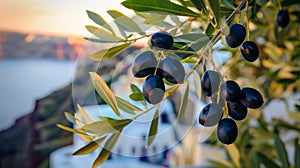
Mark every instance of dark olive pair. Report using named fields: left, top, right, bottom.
left=132, top=32, right=185, bottom=105
left=226, top=24, right=259, bottom=62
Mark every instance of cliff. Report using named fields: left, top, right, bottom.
left=0, top=31, right=89, bottom=60
left=0, top=45, right=140, bottom=168
left=0, top=84, right=74, bottom=168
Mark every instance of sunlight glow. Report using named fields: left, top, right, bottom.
left=0, top=0, right=133, bottom=36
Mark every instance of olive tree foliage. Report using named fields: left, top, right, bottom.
left=57, top=0, right=300, bottom=167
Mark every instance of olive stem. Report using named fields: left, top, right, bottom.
left=133, top=104, right=159, bottom=120
left=277, top=0, right=282, bottom=10
left=185, top=0, right=248, bottom=79
left=132, top=0, right=248, bottom=121
left=153, top=52, right=163, bottom=75
left=127, top=34, right=152, bottom=43
left=245, top=0, right=250, bottom=41
left=224, top=101, right=229, bottom=118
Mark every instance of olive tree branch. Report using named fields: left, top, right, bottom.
left=172, top=0, right=248, bottom=79
left=127, top=0, right=248, bottom=120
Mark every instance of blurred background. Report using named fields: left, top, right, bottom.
left=0, top=1, right=131, bottom=167
left=0, top=0, right=132, bottom=131
left=0, top=0, right=299, bottom=168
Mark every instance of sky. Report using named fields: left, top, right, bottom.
left=0, top=0, right=133, bottom=36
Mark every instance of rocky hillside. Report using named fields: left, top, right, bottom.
left=0, top=31, right=93, bottom=60
left=0, top=84, right=74, bottom=168
left=0, top=45, right=140, bottom=168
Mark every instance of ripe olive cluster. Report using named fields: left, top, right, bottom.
left=225, top=24, right=259, bottom=62
left=131, top=29, right=264, bottom=144
left=131, top=32, right=185, bottom=105
left=198, top=70, right=264, bottom=144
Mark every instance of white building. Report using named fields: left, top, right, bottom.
left=50, top=91, right=230, bottom=168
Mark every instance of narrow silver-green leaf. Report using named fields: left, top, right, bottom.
left=130, top=84, right=142, bottom=93
left=176, top=82, right=189, bottom=124
left=92, top=133, right=121, bottom=168
left=175, top=33, right=208, bottom=42
left=193, top=71, right=202, bottom=99
left=170, top=28, right=179, bottom=36
left=207, top=0, right=220, bottom=25
left=73, top=136, right=106, bottom=155
left=121, top=0, right=200, bottom=17
left=190, top=0, right=207, bottom=13
left=86, top=10, right=115, bottom=34
left=89, top=72, right=121, bottom=117
left=182, top=22, right=192, bottom=34
left=56, top=124, right=87, bottom=135
left=130, top=84, right=147, bottom=106
left=107, top=10, right=143, bottom=34
left=225, top=144, right=240, bottom=168
left=77, top=104, right=93, bottom=124
left=258, top=152, right=281, bottom=168
left=165, top=85, right=179, bottom=95
left=250, top=151, right=260, bottom=168
left=85, top=26, right=123, bottom=42
left=64, top=112, right=75, bottom=123
left=295, top=138, right=300, bottom=168
left=221, top=0, right=235, bottom=10
left=170, top=15, right=180, bottom=24
left=84, top=37, right=123, bottom=43
left=275, top=135, right=290, bottom=168
left=82, top=119, right=131, bottom=135
left=90, top=43, right=131, bottom=61
left=147, top=108, right=159, bottom=147
left=129, top=92, right=145, bottom=101
left=144, top=14, right=167, bottom=25
left=116, top=96, right=143, bottom=114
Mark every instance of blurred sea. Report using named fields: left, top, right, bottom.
left=0, top=59, right=76, bottom=130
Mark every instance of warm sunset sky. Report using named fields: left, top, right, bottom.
left=0, top=0, right=133, bottom=36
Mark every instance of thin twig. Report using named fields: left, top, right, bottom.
left=132, top=0, right=248, bottom=119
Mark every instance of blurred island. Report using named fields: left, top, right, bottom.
left=0, top=30, right=139, bottom=168
left=0, top=30, right=87, bottom=60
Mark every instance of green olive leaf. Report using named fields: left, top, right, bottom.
left=86, top=10, right=115, bottom=34
left=77, top=104, right=93, bottom=124
left=107, top=10, right=144, bottom=36
left=250, top=151, right=260, bottom=168
left=84, top=37, right=123, bottom=43
left=89, top=72, right=121, bottom=117
left=225, top=144, right=240, bottom=168
left=144, top=14, right=167, bottom=25
left=274, top=135, right=290, bottom=168
left=130, top=84, right=147, bottom=106
left=73, top=136, right=106, bottom=155
left=221, top=0, right=236, bottom=10
left=190, top=0, right=207, bottom=13
left=295, top=138, right=300, bottom=168
left=92, top=133, right=121, bottom=168
left=85, top=25, right=123, bottom=42
left=257, top=152, right=281, bottom=168
left=64, top=112, right=75, bottom=123
left=82, top=119, right=131, bottom=136
left=116, top=96, right=143, bottom=114
left=193, top=71, right=202, bottom=99
left=147, top=108, right=159, bottom=148
left=207, top=0, right=220, bottom=25
left=130, top=84, right=142, bottom=93
left=175, top=81, right=189, bottom=125
left=121, top=0, right=200, bottom=17
left=129, top=92, right=145, bottom=101
left=90, top=43, right=131, bottom=61
left=56, top=124, right=87, bottom=135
